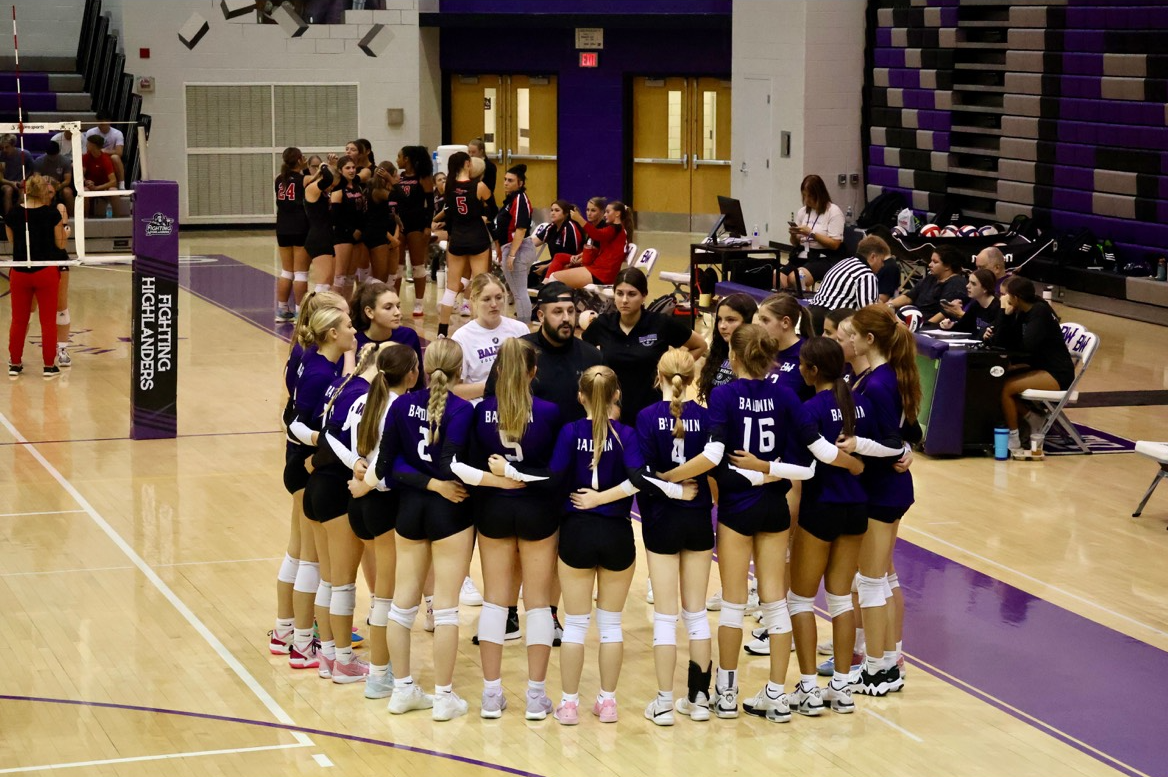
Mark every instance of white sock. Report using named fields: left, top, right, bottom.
left=293, top=627, right=313, bottom=651
left=895, top=640, right=903, bottom=658
left=831, top=671, right=850, bottom=689
left=395, top=675, right=414, bottom=688
left=336, top=645, right=354, bottom=664
left=275, top=617, right=293, bottom=632
left=865, top=654, right=881, bottom=673
left=855, top=627, right=865, bottom=654
left=1008, top=429, right=1021, bottom=449
left=435, top=683, right=453, bottom=696
left=765, top=681, right=784, bottom=698
left=484, top=677, right=502, bottom=691
left=321, top=640, right=336, bottom=659
left=528, top=679, right=546, bottom=694
left=657, top=690, right=673, bottom=704
left=562, top=692, right=579, bottom=704
left=883, top=650, right=897, bottom=670
left=716, top=667, right=736, bottom=691
left=371, top=663, right=389, bottom=678
left=598, top=689, right=616, bottom=702
left=800, top=674, right=817, bottom=690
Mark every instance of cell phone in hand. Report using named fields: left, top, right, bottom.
left=788, top=221, right=797, bottom=228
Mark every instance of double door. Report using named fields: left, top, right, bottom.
left=449, top=74, right=557, bottom=210
left=632, top=76, right=732, bottom=232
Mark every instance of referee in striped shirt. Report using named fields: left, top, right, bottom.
left=806, top=235, right=891, bottom=333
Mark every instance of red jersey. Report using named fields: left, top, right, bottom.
left=581, top=221, right=628, bottom=285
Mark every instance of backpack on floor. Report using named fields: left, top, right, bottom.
left=857, top=191, right=908, bottom=230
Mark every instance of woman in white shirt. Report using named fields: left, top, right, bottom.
left=781, top=174, right=845, bottom=294
left=451, top=273, right=531, bottom=402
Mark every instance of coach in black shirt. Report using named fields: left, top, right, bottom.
left=485, top=282, right=602, bottom=421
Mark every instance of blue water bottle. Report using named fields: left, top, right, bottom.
left=994, top=427, right=1009, bottom=460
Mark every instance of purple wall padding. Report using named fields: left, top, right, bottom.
left=439, top=0, right=730, bottom=13
left=0, top=92, right=57, bottom=111
left=0, top=73, right=49, bottom=90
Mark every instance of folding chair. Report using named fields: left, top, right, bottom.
left=1020, top=327, right=1099, bottom=454
left=585, top=248, right=657, bottom=299
left=1132, top=442, right=1168, bottom=520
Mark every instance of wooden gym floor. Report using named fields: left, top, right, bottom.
left=1, top=230, right=1166, bottom=777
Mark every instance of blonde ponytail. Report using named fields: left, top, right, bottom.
left=422, top=338, right=463, bottom=446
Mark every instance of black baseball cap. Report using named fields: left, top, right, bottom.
left=536, top=282, right=574, bottom=306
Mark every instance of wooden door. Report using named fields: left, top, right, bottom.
left=504, top=75, right=557, bottom=210
left=689, top=77, right=733, bottom=232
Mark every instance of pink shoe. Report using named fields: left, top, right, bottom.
left=592, top=697, right=618, bottom=723
left=288, top=641, right=319, bottom=669
left=317, top=650, right=335, bottom=679
left=331, top=655, right=370, bottom=684
left=268, top=629, right=292, bottom=655
left=554, top=700, right=579, bottom=726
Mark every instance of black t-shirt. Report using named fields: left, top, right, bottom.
left=483, top=328, right=604, bottom=423
left=5, top=205, right=63, bottom=273
left=907, top=273, right=968, bottom=319
left=582, top=309, right=692, bottom=425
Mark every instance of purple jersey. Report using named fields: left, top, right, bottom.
left=285, top=342, right=311, bottom=396
left=635, top=400, right=713, bottom=517
left=293, top=350, right=343, bottom=434
left=712, top=358, right=735, bottom=389
left=471, top=396, right=562, bottom=499
left=356, top=327, right=425, bottom=389
left=549, top=419, right=645, bottom=518
left=799, top=389, right=874, bottom=506
left=853, top=363, right=914, bottom=508
left=378, top=388, right=473, bottom=485
left=707, top=378, right=811, bottom=512
left=323, top=375, right=370, bottom=437
left=766, top=339, right=814, bottom=401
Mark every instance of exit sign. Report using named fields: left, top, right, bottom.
left=579, top=51, right=599, bottom=68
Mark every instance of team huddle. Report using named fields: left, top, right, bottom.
left=269, top=266, right=922, bottom=727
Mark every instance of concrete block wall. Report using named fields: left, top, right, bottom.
left=10, top=0, right=86, bottom=59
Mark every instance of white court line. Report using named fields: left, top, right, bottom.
left=0, top=565, right=134, bottom=578
left=903, top=525, right=1168, bottom=639
left=313, top=753, right=335, bottom=768
left=156, top=557, right=282, bottom=568
left=0, top=742, right=311, bottom=774
left=862, top=708, right=924, bottom=743
left=0, top=411, right=313, bottom=747
left=0, top=510, right=87, bottom=518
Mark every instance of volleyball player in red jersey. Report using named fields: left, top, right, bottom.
left=331, top=157, right=367, bottom=300
left=540, top=196, right=604, bottom=279
left=275, top=147, right=310, bottom=322
left=549, top=201, right=632, bottom=289
left=434, top=152, right=493, bottom=338
left=396, top=146, right=435, bottom=318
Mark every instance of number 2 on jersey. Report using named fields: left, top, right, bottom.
left=742, top=417, right=775, bottom=453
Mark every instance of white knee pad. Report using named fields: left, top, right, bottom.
left=332, top=274, right=347, bottom=288
left=313, top=283, right=331, bottom=294
left=786, top=592, right=815, bottom=618
left=388, top=602, right=419, bottom=630
left=369, top=597, right=392, bottom=628
left=562, top=613, right=591, bottom=645
left=652, top=612, right=678, bottom=647
left=411, top=264, right=428, bottom=280
left=314, top=581, right=333, bottom=610
left=478, top=602, right=508, bottom=645
left=596, top=608, right=623, bottom=644
left=718, top=600, right=746, bottom=631
left=280, top=270, right=295, bottom=281
left=852, top=572, right=860, bottom=594
left=432, top=606, right=459, bottom=628
left=887, top=573, right=900, bottom=591
left=825, top=592, right=853, bottom=619
left=682, top=609, right=711, bottom=641
left=277, top=553, right=299, bottom=585
left=56, top=308, right=70, bottom=326
left=440, top=288, right=457, bottom=308
left=329, top=582, right=356, bottom=617
left=761, top=599, right=792, bottom=636
left=292, top=560, right=319, bottom=595
left=882, top=576, right=894, bottom=601
left=293, top=271, right=309, bottom=283
left=857, top=574, right=886, bottom=609
left=355, top=266, right=370, bottom=283
left=526, top=607, right=554, bottom=648
left=460, top=276, right=470, bottom=291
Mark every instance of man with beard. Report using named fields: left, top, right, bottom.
left=485, top=282, right=601, bottom=421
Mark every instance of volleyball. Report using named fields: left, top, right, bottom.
left=920, top=223, right=941, bottom=237
left=897, top=305, right=924, bottom=332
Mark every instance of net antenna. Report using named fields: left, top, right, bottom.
left=10, top=6, right=31, bottom=266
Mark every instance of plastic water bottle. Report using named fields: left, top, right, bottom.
left=1157, top=257, right=1167, bottom=281
left=752, top=224, right=759, bottom=248
left=105, top=201, right=113, bottom=219
left=994, top=428, right=1009, bottom=461
left=845, top=206, right=854, bottom=227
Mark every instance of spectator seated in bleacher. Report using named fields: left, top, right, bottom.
left=84, top=112, right=125, bottom=187
left=34, top=141, right=75, bottom=216
left=1, top=133, right=34, bottom=217
left=938, top=268, right=1000, bottom=341
left=81, top=134, right=117, bottom=216
left=49, top=129, right=75, bottom=164
left=887, top=244, right=968, bottom=325
left=805, top=234, right=890, bottom=333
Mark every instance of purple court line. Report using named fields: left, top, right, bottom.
left=0, top=429, right=281, bottom=447
left=0, top=695, right=548, bottom=777
left=182, top=252, right=1168, bottom=777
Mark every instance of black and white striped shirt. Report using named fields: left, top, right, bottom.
left=809, top=256, right=879, bottom=310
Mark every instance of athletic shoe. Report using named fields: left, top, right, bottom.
left=706, top=591, right=722, bottom=611
left=553, top=700, right=579, bottom=725
left=505, top=607, right=521, bottom=640
left=646, top=580, right=654, bottom=604
left=458, top=302, right=471, bottom=317
left=364, top=671, right=395, bottom=700
left=644, top=697, right=675, bottom=726
left=423, top=602, right=435, bottom=632
left=317, top=651, right=334, bottom=679
left=744, top=627, right=770, bottom=656
left=288, top=641, right=319, bottom=669
left=743, top=688, right=790, bottom=723
left=674, top=692, right=710, bottom=721
left=432, top=690, right=469, bottom=721
left=817, top=652, right=864, bottom=677
left=747, top=582, right=760, bottom=615
left=552, top=612, right=564, bottom=647
left=592, top=697, right=618, bottom=723
left=351, top=627, right=364, bottom=645
left=8, top=363, right=22, bottom=377
left=412, top=302, right=424, bottom=318
left=387, top=684, right=433, bottom=714
left=884, top=664, right=905, bottom=693
left=822, top=681, right=855, bottom=714
left=480, top=687, right=507, bottom=719
left=331, top=655, right=369, bottom=684
left=816, top=640, right=834, bottom=656
left=43, top=365, right=60, bottom=379
left=525, top=690, right=554, bottom=721
left=56, top=347, right=72, bottom=367
left=788, top=683, right=824, bottom=717
left=714, top=686, right=739, bottom=719
left=851, top=667, right=889, bottom=697
left=897, top=653, right=907, bottom=678
left=268, top=628, right=292, bottom=655
left=460, top=577, right=483, bottom=606
left=275, top=308, right=295, bottom=323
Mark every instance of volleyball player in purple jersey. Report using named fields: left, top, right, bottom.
left=635, top=349, right=716, bottom=726
left=541, top=366, right=696, bottom=726
left=351, top=281, right=423, bottom=389
left=697, top=294, right=758, bottom=406
left=272, top=292, right=348, bottom=658
left=347, top=344, right=420, bottom=700
left=842, top=306, right=922, bottom=697
left=285, top=305, right=356, bottom=671
left=447, top=339, right=563, bottom=719
left=705, top=324, right=844, bottom=724
left=758, top=293, right=815, bottom=402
